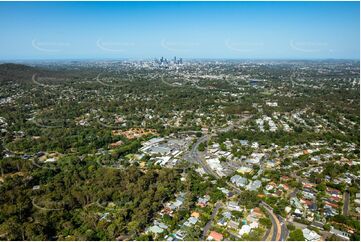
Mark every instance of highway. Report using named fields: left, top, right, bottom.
left=277, top=214, right=289, bottom=241
left=186, top=129, right=286, bottom=241
left=262, top=227, right=272, bottom=241
left=189, top=134, right=220, bottom=178
left=260, top=201, right=282, bottom=241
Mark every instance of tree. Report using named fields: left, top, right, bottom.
left=259, top=217, right=272, bottom=228
left=287, top=224, right=295, bottom=231
left=323, top=223, right=331, bottom=231
left=198, top=142, right=206, bottom=152
left=288, top=229, right=305, bottom=241
left=316, top=182, right=326, bottom=192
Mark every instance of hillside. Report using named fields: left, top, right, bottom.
left=0, top=63, right=43, bottom=83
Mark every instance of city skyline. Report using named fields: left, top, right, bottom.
left=0, top=1, right=359, bottom=60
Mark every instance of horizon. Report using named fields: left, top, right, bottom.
left=0, top=1, right=360, bottom=60
left=1, top=57, right=360, bottom=63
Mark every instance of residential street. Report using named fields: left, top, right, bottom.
left=343, top=189, right=350, bottom=216
left=202, top=202, right=222, bottom=239
left=188, top=131, right=286, bottom=241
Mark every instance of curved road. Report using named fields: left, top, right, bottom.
left=260, top=201, right=281, bottom=241
left=187, top=129, right=286, bottom=241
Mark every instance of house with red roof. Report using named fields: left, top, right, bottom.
left=325, top=201, right=339, bottom=209
left=207, top=231, right=224, bottom=241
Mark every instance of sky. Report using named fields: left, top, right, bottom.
left=0, top=1, right=359, bottom=60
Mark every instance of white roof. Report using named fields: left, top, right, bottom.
left=302, top=228, right=321, bottom=241
left=239, top=225, right=251, bottom=236
left=285, top=206, right=292, bottom=213
left=294, top=208, right=302, bottom=214
left=231, top=175, right=248, bottom=187
left=247, top=180, right=262, bottom=191
left=250, top=221, right=259, bottom=229
left=148, top=225, right=164, bottom=234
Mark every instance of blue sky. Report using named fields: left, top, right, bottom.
left=0, top=1, right=359, bottom=60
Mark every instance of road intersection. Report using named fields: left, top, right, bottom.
left=186, top=127, right=287, bottom=241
